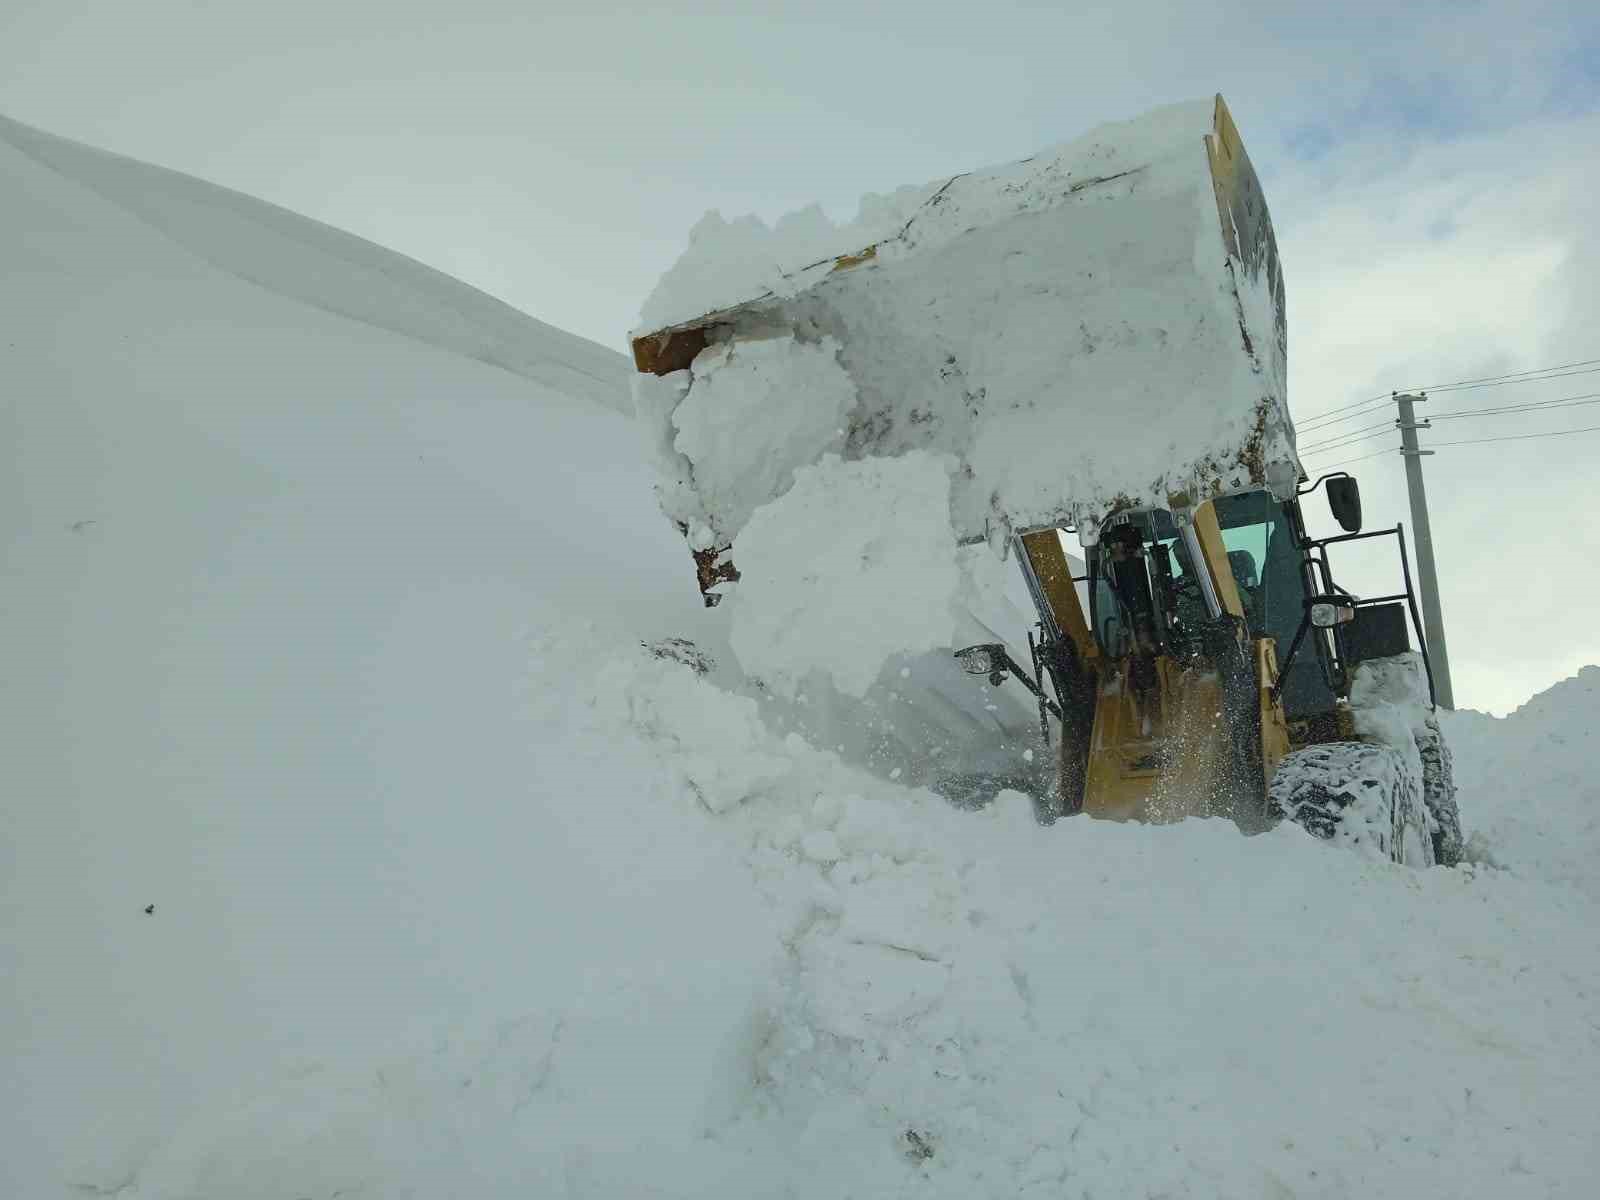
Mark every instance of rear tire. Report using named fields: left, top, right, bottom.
left=1268, top=742, right=1434, bottom=866
left=1416, top=717, right=1463, bottom=867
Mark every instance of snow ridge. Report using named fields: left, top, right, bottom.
left=0, top=112, right=634, bottom=415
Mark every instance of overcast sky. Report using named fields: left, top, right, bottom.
left=3, top=0, right=1597, bottom=714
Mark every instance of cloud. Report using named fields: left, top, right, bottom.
left=1278, top=107, right=1600, bottom=713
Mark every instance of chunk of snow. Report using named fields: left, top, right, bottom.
left=728, top=451, right=960, bottom=697
left=1349, top=651, right=1432, bottom=785
left=800, top=830, right=844, bottom=863
left=668, top=333, right=856, bottom=541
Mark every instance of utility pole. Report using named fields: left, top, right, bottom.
left=1394, top=392, right=1455, bottom=708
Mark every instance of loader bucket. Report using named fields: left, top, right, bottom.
left=631, top=95, right=1297, bottom=602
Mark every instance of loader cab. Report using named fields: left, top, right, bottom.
left=1086, top=492, right=1339, bottom=721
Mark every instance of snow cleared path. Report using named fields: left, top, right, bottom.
left=4, top=117, right=1597, bottom=1199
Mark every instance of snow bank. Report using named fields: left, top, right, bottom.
left=634, top=97, right=1295, bottom=555
left=1444, top=666, right=1600, bottom=898
left=0, top=113, right=723, bottom=1198
left=115, top=643, right=1600, bottom=1199
left=728, top=451, right=960, bottom=697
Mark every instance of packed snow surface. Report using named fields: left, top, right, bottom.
left=8, top=114, right=1600, bottom=1200
left=60, top=642, right=1600, bottom=1199
left=635, top=97, right=1296, bottom=551
left=727, top=451, right=960, bottom=697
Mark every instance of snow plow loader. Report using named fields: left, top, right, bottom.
left=630, top=95, right=1461, bottom=865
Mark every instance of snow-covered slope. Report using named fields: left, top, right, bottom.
left=5, top=117, right=1599, bottom=1200
left=0, top=112, right=634, bottom=416
left=1, top=113, right=720, bottom=1196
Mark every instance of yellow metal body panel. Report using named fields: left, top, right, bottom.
left=1020, top=530, right=1096, bottom=663
left=1258, top=637, right=1292, bottom=784
left=1204, top=94, right=1286, bottom=376
left=1082, top=660, right=1227, bottom=822
left=830, top=245, right=878, bottom=271
left=1074, top=506, right=1286, bottom=825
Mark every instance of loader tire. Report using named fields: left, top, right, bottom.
left=1416, top=717, right=1463, bottom=867
left=1267, top=742, right=1434, bottom=866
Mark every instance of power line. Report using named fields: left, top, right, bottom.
left=1299, top=429, right=1399, bottom=457
left=1427, top=390, right=1600, bottom=422
left=1428, top=423, right=1600, bottom=449
left=1298, top=418, right=1395, bottom=452
left=1302, top=389, right=1600, bottom=455
left=1295, top=393, right=1391, bottom=428
left=1428, top=365, right=1600, bottom=395
left=1297, top=443, right=1402, bottom=472
left=1421, top=356, right=1600, bottom=391
left=1302, top=395, right=1600, bottom=464
left=1292, top=352, right=1600, bottom=427
left=1300, top=368, right=1599, bottom=431
left=1297, top=399, right=1393, bottom=435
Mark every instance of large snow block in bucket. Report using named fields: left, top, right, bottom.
left=631, top=95, right=1297, bottom=603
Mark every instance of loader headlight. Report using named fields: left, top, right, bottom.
left=955, top=644, right=1002, bottom=675
left=1309, top=601, right=1357, bottom=629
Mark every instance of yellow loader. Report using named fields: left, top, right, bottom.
left=629, top=95, right=1461, bottom=866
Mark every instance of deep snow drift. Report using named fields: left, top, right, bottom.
left=6, top=118, right=1599, bottom=1200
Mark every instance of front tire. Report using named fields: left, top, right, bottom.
left=1268, top=742, right=1434, bottom=866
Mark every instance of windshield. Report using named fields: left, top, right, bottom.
left=1089, top=494, right=1304, bottom=657
left=1214, top=492, right=1302, bottom=650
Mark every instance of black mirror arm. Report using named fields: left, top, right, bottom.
left=1296, top=470, right=1351, bottom=497
left=1270, top=613, right=1314, bottom=705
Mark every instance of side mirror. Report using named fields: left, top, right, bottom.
left=1326, top=476, right=1362, bottom=533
